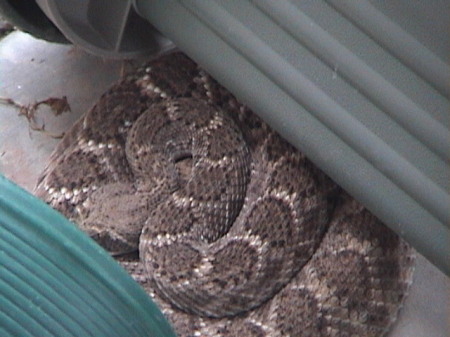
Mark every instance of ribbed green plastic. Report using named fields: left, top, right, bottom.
left=0, top=174, right=175, bottom=337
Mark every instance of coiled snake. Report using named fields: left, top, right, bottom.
left=35, top=52, right=415, bottom=337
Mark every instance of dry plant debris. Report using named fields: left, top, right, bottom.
left=0, top=96, right=71, bottom=138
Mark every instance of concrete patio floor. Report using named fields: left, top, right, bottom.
left=0, top=30, right=449, bottom=337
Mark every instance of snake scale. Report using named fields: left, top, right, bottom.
left=35, top=52, right=415, bottom=337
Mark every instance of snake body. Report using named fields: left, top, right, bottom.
left=35, top=52, right=415, bottom=337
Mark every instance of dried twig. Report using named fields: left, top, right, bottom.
left=0, top=96, right=71, bottom=138
left=36, top=96, right=71, bottom=116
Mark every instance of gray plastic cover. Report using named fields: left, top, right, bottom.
left=35, top=0, right=173, bottom=58
left=133, top=0, right=450, bottom=276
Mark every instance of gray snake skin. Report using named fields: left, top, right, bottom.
left=35, top=52, right=415, bottom=337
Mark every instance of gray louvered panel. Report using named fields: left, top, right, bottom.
left=134, top=0, right=450, bottom=275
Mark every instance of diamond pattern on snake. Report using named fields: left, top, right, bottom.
left=35, top=52, right=415, bottom=337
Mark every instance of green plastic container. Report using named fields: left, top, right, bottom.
left=0, top=174, right=175, bottom=337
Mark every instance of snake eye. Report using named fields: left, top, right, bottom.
left=174, top=153, right=193, bottom=184
left=173, top=153, right=193, bottom=163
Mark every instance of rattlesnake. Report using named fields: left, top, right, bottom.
left=35, top=52, right=415, bottom=337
